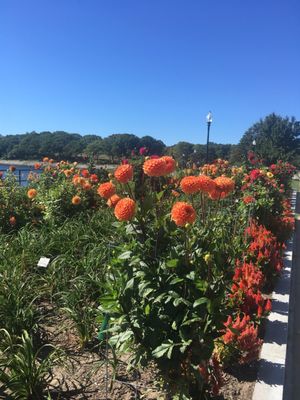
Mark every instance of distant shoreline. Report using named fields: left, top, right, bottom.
left=0, top=159, right=116, bottom=170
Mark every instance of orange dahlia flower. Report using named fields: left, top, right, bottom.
left=34, top=163, right=41, bottom=170
left=43, top=157, right=49, bottom=162
left=114, top=164, right=134, bottom=183
left=171, top=202, right=196, bottom=226
left=198, top=175, right=216, bottom=194
left=97, top=182, right=116, bottom=199
left=107, top=194, right=121, bottom=208
left=214, top=176, right=235, bottom=194
left=160, top=156, right=176, bottom=174
left=72, top=195, right=81, bottom=205
left=81, top=169, right=90, bottom=178
left=180, top=176, right=201, bottom=194
left=114, top=198, right=136, bottom=221
left=27, top=188, right=37, bottom=199
left=89, top=174, right=99, bottom=183
left=143, top=158, right=167, bottom=177
left=171, top=190, right=180, bottom=197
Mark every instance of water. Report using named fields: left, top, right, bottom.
left=0, top=164, right=38, bottom=186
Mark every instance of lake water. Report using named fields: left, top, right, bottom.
left=0, top=164, right=37, bottom=186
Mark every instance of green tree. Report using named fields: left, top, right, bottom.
left=234, top=113, right=300, bottom=165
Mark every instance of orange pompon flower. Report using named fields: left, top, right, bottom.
left=9, top=216, right=16, bottom=226
left=43, top=157, right=49, bottom=162
left=72, top=175, right=81, bottom=185
left=198, top=175, right=216, bottom=194
left=180, top=176, right=201, bottom=194
left=143, top=158, right=167, bottom=177
left=49, top=158, right=54, bottom=164
left=114, top=198, right=136, bottom=221
left=27, top=188, right=37, bottom=199
left=34, top=163, right=41, bottom=170
left=72, top=195, right=81, bottom=205
left=171, top=202, right=196, bottom=226
left=97, top=182, right=116, bottom=199
left=114, top=164, right=134, bottom=184
left=64, top=169, right=73, bottom=178
left=160, top=156, right=176, bottom=174
left=214, top=176, right=235, bottom=197
left=107, top=194, right=121, bottom=208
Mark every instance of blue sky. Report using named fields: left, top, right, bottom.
left=1, top=0, right=299, bottom=146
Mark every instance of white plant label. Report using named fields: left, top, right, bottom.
left=37, top=257, right=50, bottom=268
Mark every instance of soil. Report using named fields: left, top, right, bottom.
left=38, top=305, right=257, bottom=400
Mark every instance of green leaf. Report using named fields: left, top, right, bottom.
left=144, top=304, right=150, bottom=315
left=166, top=259, right=179, bottom=268
left=193, top=298, right=208, bottom=308
left=118, top=251, right=132, bottom=260
left=152, top=341, right=174, bottom=359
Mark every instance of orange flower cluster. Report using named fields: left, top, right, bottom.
left=97, top=182, right=116, bottom=199
left=209, top=176, right=235, bottom=200
left=27, top=188, right=37, bottom=199
left=180, top=175, right=216, bottom=195
left=143, top=156, right=176, bottom=177
left=114, top=198, right=136, bottom=221
left=171, top=202, right=196, bottom=226
left=114, top=164, right=134, bottom=184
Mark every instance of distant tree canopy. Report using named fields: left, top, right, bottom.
left=0, top=114, right=298, bottom=166
left=233, top=113, right=300, bottom=166
left=0, top=131, right=166, bottom=163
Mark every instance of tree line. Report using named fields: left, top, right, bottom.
left=0, top=114, right=298, bottom=166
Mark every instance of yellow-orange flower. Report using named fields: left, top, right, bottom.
left=214, top=176, right=235, bottom=195
left=49, top=159, right=54, bottom=164
left=143, top=158, right=167, bottom=177
left=114, top=164, right=134, bottom=183
left=171, top=201, right=196, bottom=226
left=72, top=195, right=81, bottom=205
left=64, top=169, right=73, bottom=178
left=27, top=188, right=37, bottom=199
left=114, top=198, right=136, bottom=221
left=97, top=182, right=116, bottom=199
left=180, top=176, right=201, bottom=194
left=43, top=157, right=49, bottom=162
left=160, top=156, right=176, bottom=174
left=198, top=175, right=216, bottom=194
left=107, top=194, right=121, bottom=208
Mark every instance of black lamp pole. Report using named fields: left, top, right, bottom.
left=206, top=111, right=213, bottom=164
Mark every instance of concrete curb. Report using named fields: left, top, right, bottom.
left=252, top=191, right=297, bottom=400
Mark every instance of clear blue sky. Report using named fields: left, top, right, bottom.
left=1, top=0, right=299, bottom=146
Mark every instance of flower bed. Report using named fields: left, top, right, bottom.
left=0, top=154, right=295, bottom=399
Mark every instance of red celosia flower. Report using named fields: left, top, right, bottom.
left=114, top=164, right=134, bottom=184
left=143, top=158, right=167, bottom=177
left=243, top=195, right=255, bottom=204
left=114, top=198, right=136, bottom=221
left=171, top=202, right=196, bottom=226
left=97, top=182, right=116, bottom=199
left=180, top=176, right=201, bottom=194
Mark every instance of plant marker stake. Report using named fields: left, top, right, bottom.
left=97, top=313, right=110, bottom=341
left=105, top=332, right=109, bottom=400
left=37, top=257, right=50, bottom=268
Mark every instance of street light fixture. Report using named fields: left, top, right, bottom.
left=206, top=111, right=213, bottom=163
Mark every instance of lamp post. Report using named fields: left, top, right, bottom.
left=206, top=111, right=213, bottom=164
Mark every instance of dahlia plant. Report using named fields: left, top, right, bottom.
left=97, top=156, right=245, bottom=399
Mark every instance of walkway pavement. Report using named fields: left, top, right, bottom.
left=283, top=191, right=300, bottom=400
